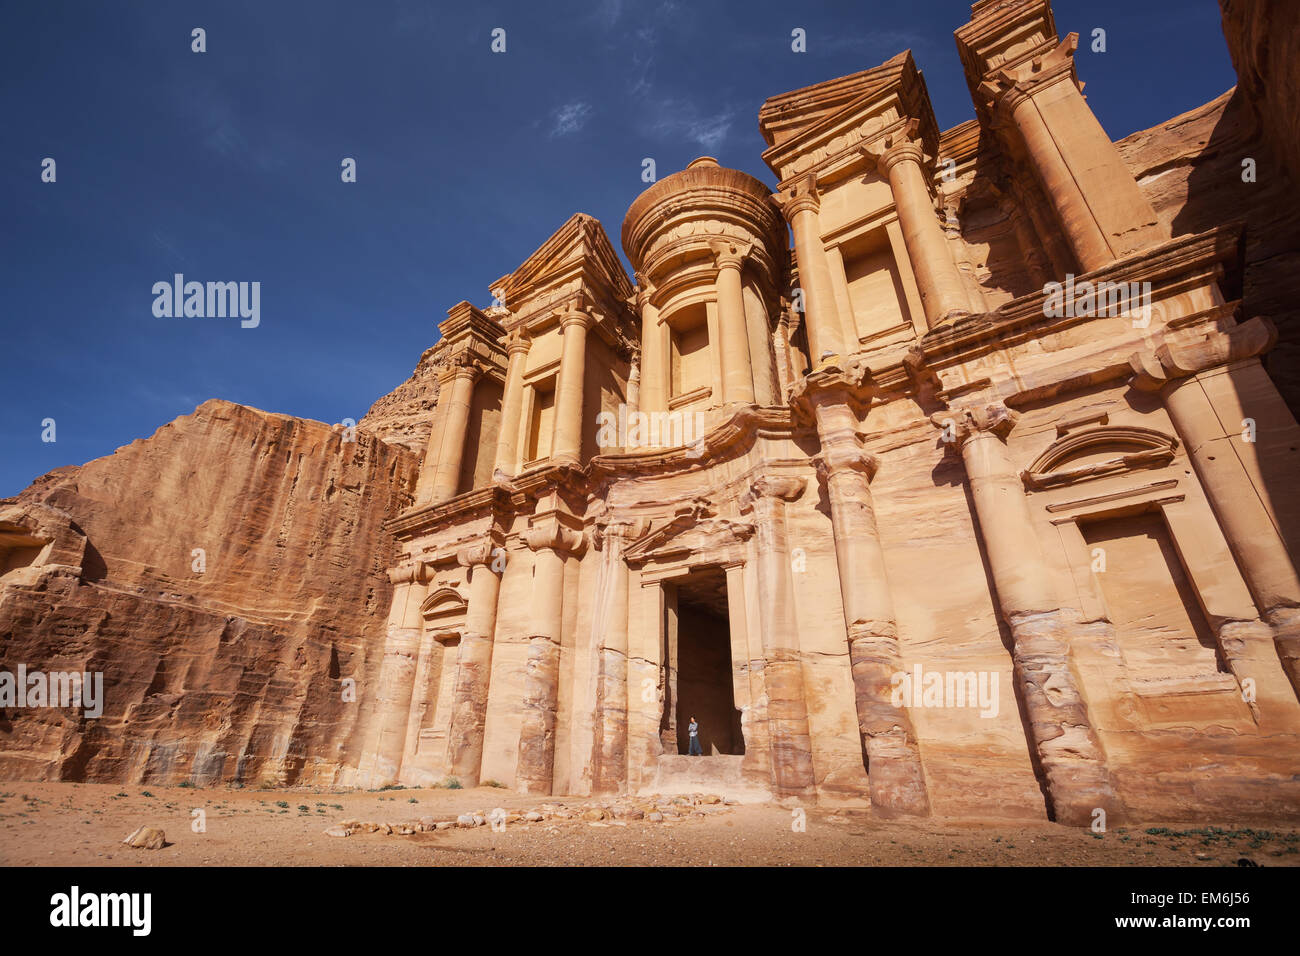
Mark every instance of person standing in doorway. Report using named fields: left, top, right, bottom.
left=688, top=716, right=702, bottom=756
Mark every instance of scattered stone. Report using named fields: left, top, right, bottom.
left=323, top=826, right=351, bottom=838
left=122, top=826, right=166, bottom=850
left=647, top=812, right=664, bottom=823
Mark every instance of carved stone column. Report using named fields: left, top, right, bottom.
left=400, top=625, right=439, bottom=778
left=634, top=276, right=667, bottom=416
left=864, top=122, right=970, bottom=328
left=360, top=562, right=429, bottom=787
left=443, top=542, right=503, bottom=786
left=739, top=475, right=816, bottom=798
left=710, top=239, right=757, bottom=405
left=980, top=35, right=1164, bottom=271
left=493, top=330, right=531, bottom=478
left=772, top=175, right=846, bottom=364
left=1131, top=317, right=1300, bottom=695
left=625, top=346, right=641, bottom=422
left=516, top=521, right=586, bottom=794
left=590, top=520, right=636, bottom=793
left=742, top=283, right=778, bottom=406
left=933, top=403, right=1123, bottom=825
left=552, top=309, right=592, bottom=465
left=811, top=396, right=929, bottom=814
left=429, top=360, right=481, bottom=502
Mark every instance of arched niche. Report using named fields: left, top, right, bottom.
left=1022, top=425, right=1178, bottom=491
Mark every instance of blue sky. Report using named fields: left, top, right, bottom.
left=0, top=0, right=1236, bottom=496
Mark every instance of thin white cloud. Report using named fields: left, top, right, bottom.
left=550, top=101, right=593, bottom=137
left=648, top=100, right=737, bottom=153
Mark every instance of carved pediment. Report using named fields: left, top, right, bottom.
left=420, top=587, right=467, bottom=641
left=622, top=502, right=754, bottom=567
left=1021, top=426, right=1178, bottom=490
left=494, top=213, right=634, bottom=335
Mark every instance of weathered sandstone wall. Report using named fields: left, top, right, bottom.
left=0, top=400, right=418, bottom=785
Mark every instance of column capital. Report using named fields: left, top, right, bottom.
left=557, top=308, right=595, bottom=332
left=709, top=239, right=752, bottom=272
left=772, top=173, right=821, bottom=219
left=814, top=446, right=880, bottom=483
left=592, top=516, right=650, bottom=551
left=930, top=402, right=1019, bottom=449
left=504, top=327, right=532, bottom=357
left=862, top=118, right=926, bottom=177
left=1129, top=317, right=1277, bottom=392
left=632, top=272, right=657, bottom=310
left=739, top=475, right=806, bottom=513
left=523, top=522, right=587, bottom=557
left=455, top=540, right=502, bottom=570
left=442, top=353, right=486, bottom=384
left=387, top=561, right=431, bottom=585
left=977, top=34, right=1081, bottom=121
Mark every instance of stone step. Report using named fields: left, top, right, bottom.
left=642, top=754, right=771, bottom=803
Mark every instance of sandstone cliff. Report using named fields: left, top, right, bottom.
left=0, top=400, right=419, bottom=786
left=1220, top=0, right=1300, bottom=185
left=359, top=343, right=445, bottom=454
left=1117, top=86, right=1300, bottom=420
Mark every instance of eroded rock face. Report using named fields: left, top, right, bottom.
left=1220, top=0, right=1300, bottom=184
left=0, top=400, right=419, bottom=786
left=1117, top=89, right=1300, bottom=422
left=359, top=345, right=446, bottom=454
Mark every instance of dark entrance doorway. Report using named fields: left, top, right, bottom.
left=661, top=567, right=744, bottom=756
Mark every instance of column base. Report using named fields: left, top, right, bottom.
left=1011, top=610, right=1126, bottom=827
left=445, top=633, right=494, bottom=787
left=865, top=731, right=931, bottom=816
left=849, top=623, right=931, bottom=815
left=591, top=647, right=629, bottom=794
left=1265, top=606, right=1300, bottom=703
left=763, top=658, right=817, bottom=797
left=515, top=635, right=560, bottom=795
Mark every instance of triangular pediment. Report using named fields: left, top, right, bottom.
left=761, top=51, right=939, bottom=184
left=759, top=51, right=911, bottom=148
left=492, top=213, right=634, bottom=328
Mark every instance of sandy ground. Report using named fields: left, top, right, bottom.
left=2, top=781, right=1297, bottom=867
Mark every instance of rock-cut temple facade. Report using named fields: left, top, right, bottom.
left=348, top=0, right=1300, bottom=823
left=4, top=0, right=1300, bottom=825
